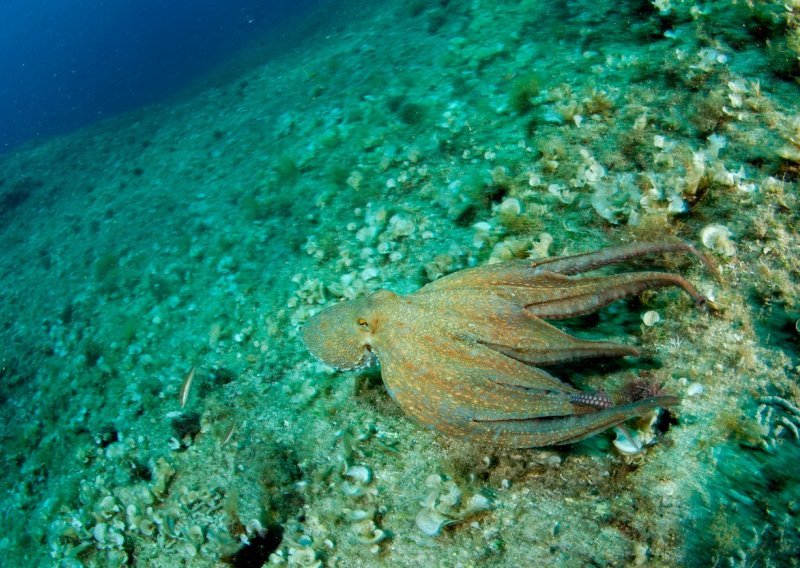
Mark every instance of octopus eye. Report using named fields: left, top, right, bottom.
left=357, top=317, right=369, bottom=328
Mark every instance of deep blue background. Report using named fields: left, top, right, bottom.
left=0, top=0, right=321, bottom=154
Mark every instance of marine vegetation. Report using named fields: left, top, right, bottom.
left=303, top=241, right=714, bottom=447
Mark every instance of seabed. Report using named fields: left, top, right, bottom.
left=1, top=1, right=799, bottom=566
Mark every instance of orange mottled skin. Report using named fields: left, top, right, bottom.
left=303, top=242, right=712, bottom=447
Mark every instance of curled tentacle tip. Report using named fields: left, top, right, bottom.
left=694, top=295, right=721, bottom=314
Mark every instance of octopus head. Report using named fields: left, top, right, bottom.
left=302, top=290, right=395, bottom=370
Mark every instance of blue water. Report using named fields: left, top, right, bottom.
left=0, top=0, right=320, bottom=154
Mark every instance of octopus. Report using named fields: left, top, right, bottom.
left=302, top=241, right=713, bottom=448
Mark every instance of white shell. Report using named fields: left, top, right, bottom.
left=387, top=214, right=415, bottom=237
left=355, top=527, right=387, bottom=545
left=498, top=197, right=521, bottom=216
left=107, top=528, right=124, bottom=547
left=642, top=310, right=661, bottom=326
left=419, top=490, right=439, bottom=510
left=96, top=495, right=119, bottom=519
left=344, top=509, right=371, bottom=521
left=245, top=519, right=264, bottom=536
left=288, top=546, right=319, bottom=566
left=93, top=522, right=107, bottom=543
left=438, top=481, right=462, bottom=508
left=613, top=427, right=644, bottom=455
left=126, top=504, right=140, bottom=527
left=700, top=224, right=736, bottom=256
left=462, top=493, right=493, bottom=515
left=424, top=474, right=443, bottom=488
left=345, top=465, right=372, bottom=484
left=415, top=509, right=454, bottom=536
left=138, top=519, right=155, bottom=537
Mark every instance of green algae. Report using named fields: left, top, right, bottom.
left=0, top=0, right=799, bottom=566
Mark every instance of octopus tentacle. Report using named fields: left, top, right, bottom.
left=421, top=290, right=641, bottom=365
left=476, top=328, right=639, bottom=366
left=529, top=240, right=718, bottom=278
left=469, top=395, right=680, bottom=447
left=378, top=330, right=580, bottom=423
left=524, top=271, right=706, bottom=319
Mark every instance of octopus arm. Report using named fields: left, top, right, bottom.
left=377, top=326, right=581, bottom=424
left=528, top=240, right=716, bottom=277
left=435, top=269, right=704, bottom=320
left=419, top=259, right=552, bottom=292
left=468, top=395, right=680, bottom=447
left=378, top=326, right=679, bottom=447
left=518, top=271, right=706, bottom=319
left=416, top=288, right=639, bottom=366
left=470, top=307, right=639, bottom=365
left=419, top=241, right=709, bottom=315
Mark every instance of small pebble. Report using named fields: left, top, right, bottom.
left=642, top=310, right=661, bottom=326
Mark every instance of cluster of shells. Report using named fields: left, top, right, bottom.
left=756, top=396, right=800, bottom=453
left=292, top=198, right=438, bottom=326
left=580, top=128, right=758, bottom=227
left=268, top=450, right=388, bottom=564
left=340, top=464, right=390, bottom=553
left=49, top=454, right=242, bottom=566
left=268, top=534, right=324, bottom=567
left=281, top=361, right=324, bottom=405
left=415, top=474, right=493, bottom=537
left=777, top=114, right=800, bottom=166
